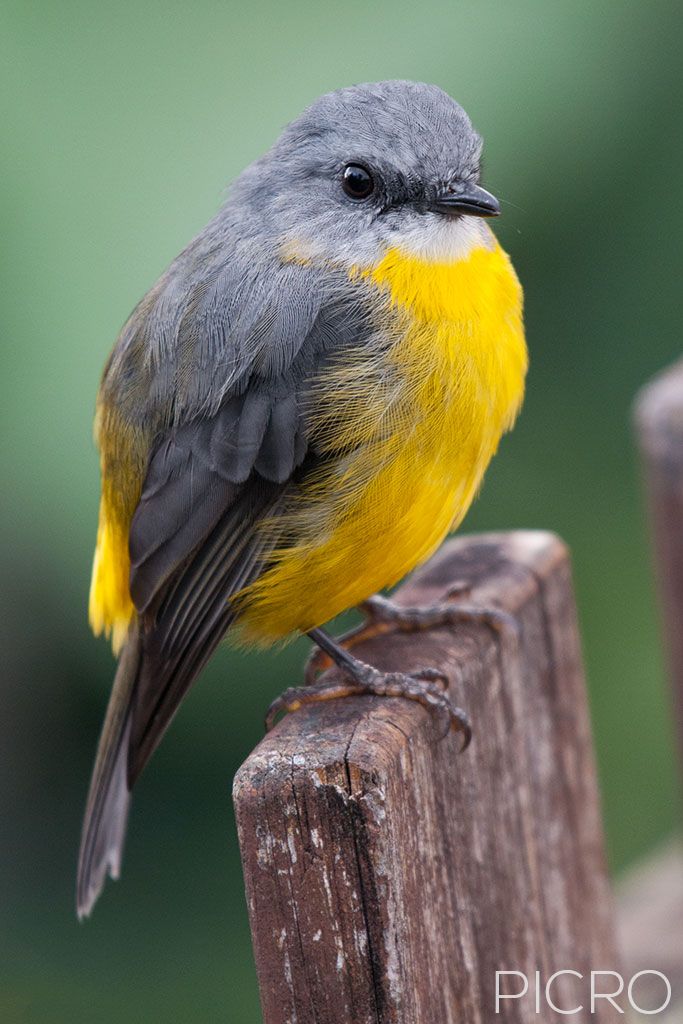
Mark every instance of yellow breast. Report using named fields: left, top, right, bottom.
left=238, top=238, right=527, bottom=643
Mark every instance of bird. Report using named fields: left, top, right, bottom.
left=77, top=80, right=527, bottom=918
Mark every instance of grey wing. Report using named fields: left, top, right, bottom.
left=78, top=228, right=371, bottom=916
left=114, top=251, right=367, bottom=784
left=77, top=394, right=300, bottom=917
left=102, top=229, right=336, bottom=429
left=126, top=396, right=302, bottom=784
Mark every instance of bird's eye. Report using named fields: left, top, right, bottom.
left=342, top=164, right=374, bottom=200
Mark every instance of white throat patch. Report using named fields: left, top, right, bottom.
left=389, top=213, right=494, bottom=263
left=280, top=211, right=495, bottom=271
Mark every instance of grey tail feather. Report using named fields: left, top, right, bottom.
left=76, top=625, right=141, bottom=920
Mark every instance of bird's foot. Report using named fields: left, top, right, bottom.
left=304, top=586, right=519, bottom=684
left=265, top=649, right=471, bottom=749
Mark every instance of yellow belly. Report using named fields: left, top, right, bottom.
left=238, top=239, right=527, bottom=643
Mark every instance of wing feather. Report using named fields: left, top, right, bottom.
left=128, top=476, right=283, bottom=784
left=82, top=197, right=380, bottom=915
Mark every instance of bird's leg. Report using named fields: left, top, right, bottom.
left=265, top=626, right=471, bottom=749
left=304, top=584, right=519, bottom=684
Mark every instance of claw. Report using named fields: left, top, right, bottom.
left=267, top=655, right=471, bottom=752
left=409, top=666, right=449, bottom=690
left=358, top=593, right=520, bottom=643
left=296, top=590, right=517, bottom=749
left=303, top=645, right=333, bottom=686
left=265, top=680, right=363, bottom=731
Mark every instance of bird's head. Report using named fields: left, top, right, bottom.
left=233, top=80, right=499, bottom=267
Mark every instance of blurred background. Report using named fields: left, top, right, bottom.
left=2, top=1, right=682, bottom=1020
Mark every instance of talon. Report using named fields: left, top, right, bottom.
left=442, top=602, right=521, bottom=644
left=444, top=580, right=472, bottom=599
left=409, top=666, right=450, bottom=691
left=265, top=678, right=365, bottom=732
left=274, top=626, right=475, bottom=750
left=357, top=596, right=383, bottom=621
left=271, top=664, right=471, bottom=750
left=265, top=688, right=303, bottom=731
left=357, top=594, right=396, bottom=625
left=456, top=713, right=473, bottom=751
left=302, top=590, right=517, bottom=693
left=304, top=645, right=333, bottom=685
left=345, top=592, right=520, bottom=646
left=359, top=594, right=410, bottom=629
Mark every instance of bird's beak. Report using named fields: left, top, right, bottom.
left=430, top=183, right=501, bottom=218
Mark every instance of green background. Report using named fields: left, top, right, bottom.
left=2, top=1, right=682, bottom=1020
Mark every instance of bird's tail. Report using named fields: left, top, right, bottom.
left=76, top=625, right=141, bottom=919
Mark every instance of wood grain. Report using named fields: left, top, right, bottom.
left=233, top=531, right=620, bottom=1023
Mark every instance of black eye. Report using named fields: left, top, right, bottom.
left=342, top=164, right=374, bottom=200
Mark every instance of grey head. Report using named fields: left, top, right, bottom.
left=103, top=82, right=500, bottom=430
left=229, top=80, right=499, bottom=267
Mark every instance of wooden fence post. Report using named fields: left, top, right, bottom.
left=635, top=358, right=683, bottom=771
left=233, top=531, right=620, bottom=1023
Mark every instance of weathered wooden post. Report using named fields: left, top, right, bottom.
left=635, top=358, right=683, bottom=770
left=233, top=532, right=620, bottom=1023
left=620, top=359, right=683, bottom=1020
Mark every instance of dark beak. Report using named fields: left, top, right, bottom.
left=430, top=183, right=500, bottom=218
